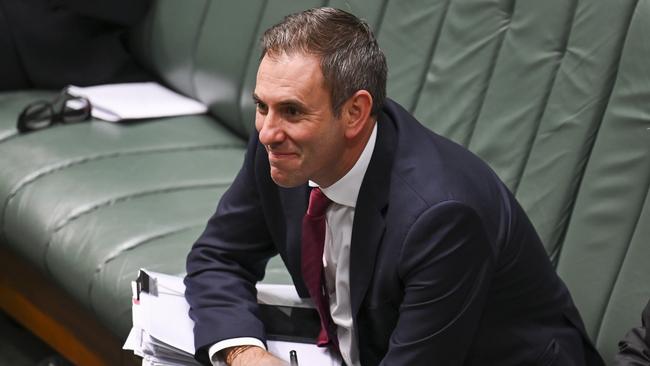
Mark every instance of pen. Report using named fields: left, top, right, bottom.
left=290, top=350, right=299, bottom=366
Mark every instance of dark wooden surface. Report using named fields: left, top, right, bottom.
left=0, top=245, right=140, bottom=366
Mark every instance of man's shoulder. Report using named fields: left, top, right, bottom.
left=384, top=100, right=506, bottom=209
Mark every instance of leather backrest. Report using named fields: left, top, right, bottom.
left=385, top=0, right=637, bottom=259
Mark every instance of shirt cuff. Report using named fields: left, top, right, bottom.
left=208, top=337, right=266, bottom=366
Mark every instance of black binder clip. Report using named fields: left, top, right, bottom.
left=136, top=270, right=158, bottom=301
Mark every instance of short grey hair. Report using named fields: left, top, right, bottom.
left=261, top=7, right=387, bottom=117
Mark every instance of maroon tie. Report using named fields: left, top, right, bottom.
left=301, top=187, right=338, bottom=349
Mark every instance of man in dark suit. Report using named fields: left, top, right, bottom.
left=185, top=7, right=605, bottom=366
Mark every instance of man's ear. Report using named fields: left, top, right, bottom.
left=343, top=90, right=373, bottom=140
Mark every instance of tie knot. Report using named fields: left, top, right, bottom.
left=307, top=187, right=331, bottom=217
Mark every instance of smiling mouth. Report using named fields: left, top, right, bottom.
left=268, top=151, right=298, bottom=161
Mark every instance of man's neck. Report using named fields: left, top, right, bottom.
left=319, top=119, right=376, bottom=188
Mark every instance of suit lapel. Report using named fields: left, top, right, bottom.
left=278, top=185, right=310, bottom=297
left=350, top=113, right=397, bottom=318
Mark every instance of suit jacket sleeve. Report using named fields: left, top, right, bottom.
left=615, top=300, right=650, bottom=365
left=380, top=201, right=495, bottom=365
left=184, top=135, right=276, bottom=363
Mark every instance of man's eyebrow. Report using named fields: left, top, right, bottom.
left=277, top=99, right=308, bottom=110
left=251, top=93, right=308, bottom=110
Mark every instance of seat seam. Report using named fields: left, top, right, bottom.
left=41, top=182, right=230, bottom=276
left=463, top=0, right=516, bottom=148
left=504, top=0, right=578, bottom=195
left=234, top=0, right=269, bottom=136
left=188, top=0, right=212, bottom=99
left=372, top=0, right=391, bottom=38
left=547, top=0, right=641, bottom=262
left=410, top=0, right=453, bottom=114
left=86, top=222, right=206, bottom=316
left=594, top=143, right=650, bottom=344
left=0, top=144, right=242, bottom=240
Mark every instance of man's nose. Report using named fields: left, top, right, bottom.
left=257, top=111, right=285, bottom=146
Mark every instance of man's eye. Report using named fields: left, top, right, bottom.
left=256, top=102, right=268, bottom=113
left=285, top=106, right=301, bottom=117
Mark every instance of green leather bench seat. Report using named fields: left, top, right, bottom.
left=0, top=109, right=243, bottom=335
left=0, top=0, right=648, bottom=364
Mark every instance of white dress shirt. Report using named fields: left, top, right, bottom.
left=210, top=123, right=377, bottom=365
left=316, top=123, right=377, bottom=366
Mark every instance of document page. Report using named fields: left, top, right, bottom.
left=68, top=82, right=207, bottom=122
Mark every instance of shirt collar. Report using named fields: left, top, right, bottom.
left=309, top=122, right=377, bottom=208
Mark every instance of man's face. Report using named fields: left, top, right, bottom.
left=254, top=52, right=348, bottom=188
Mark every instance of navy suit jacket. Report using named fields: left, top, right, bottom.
left=185, top=99, right=604, bottom=366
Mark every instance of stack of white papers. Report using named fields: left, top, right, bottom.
left=124, top=271, right=199, bottom=365
left=124, top=269, right=341, bottom=366
left=68, top=82, right=207, bottom=122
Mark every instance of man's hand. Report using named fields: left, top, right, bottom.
left=224, top=345, right=288, bottom=366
